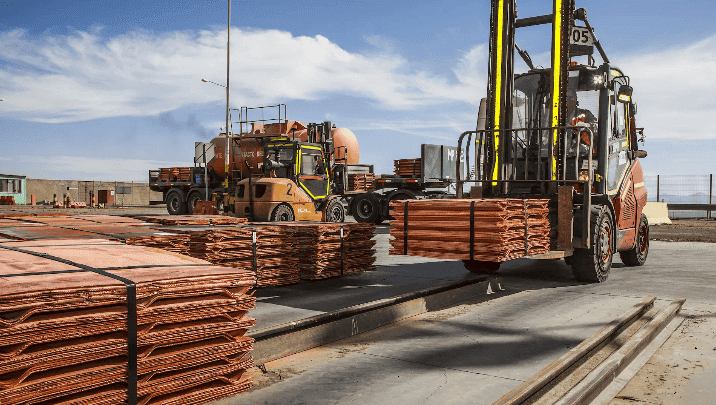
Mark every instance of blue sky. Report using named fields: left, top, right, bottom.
left=1, top=0, right=716, bottom=181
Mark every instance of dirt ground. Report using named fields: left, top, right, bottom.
left=609, top=306, right=716, bottom=405
left=650, top=218, right=716, bottom=243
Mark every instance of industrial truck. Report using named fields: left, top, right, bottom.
left=150, top=104, right=462, bottom=223
left=454, top=0, right=649, bottom=282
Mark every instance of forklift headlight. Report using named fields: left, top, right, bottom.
left=617, top=85, right=633, bottom=103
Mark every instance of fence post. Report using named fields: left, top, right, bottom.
left=656, top=175, right=660, bottom=203
left=709, top=174, right=713, bottom=219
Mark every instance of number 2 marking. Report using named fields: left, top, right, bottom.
left=286, top=183, right=293, bottom=196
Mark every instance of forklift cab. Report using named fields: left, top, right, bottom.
left=264, top=140, right=330, bottom=202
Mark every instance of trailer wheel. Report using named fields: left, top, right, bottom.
left=571, top=206, right=613, bottom=282
left=619, top=214, right=649, bottom=266
left=187, top=192, right=203, bottom=214
left=352, top=193, right=379, bottom=223
left=166, top=191, right=187, bottom=215
left=325, top=199, right=345, bottom=223
left=462, top=260, right=501, bottom=274
left=271, top=203, right=295, bottom=222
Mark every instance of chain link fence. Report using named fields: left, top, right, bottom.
left=644, top=174, right=714, bottom=218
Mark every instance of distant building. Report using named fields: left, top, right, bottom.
left=0, top=174, right=27, bottom=205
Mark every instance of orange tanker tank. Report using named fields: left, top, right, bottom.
left=207, top=122, right=360, bottom=181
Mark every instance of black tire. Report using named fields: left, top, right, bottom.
left=187, top=192, right=203, bottom=214
left=619, top=214, right=649, bottom=266
left=462, top=260, right=501, bottom=274
left=387, top=193, right=413, bottom=221
left=571, top=206, right=613, bottom=283
left=325, top=199, right=345, bottom=223
left=166, top=191, right=187, bottom=215
left=270, top=203, right=295, bottom=222
left=352, top=193, right=379, bottom=223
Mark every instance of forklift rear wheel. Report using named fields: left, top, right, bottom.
left=325, top=199, right=345, bottom=223
left=571, top=206, right=613, bottom=282
left=462, top=260, right=501, bottom=274
left=271, top=204, right=295, bottom=222
left=619, top=214, right=649, bottom=266
left=166, top=192, right=187, bottom=215
left=352, top=194, right=379, bottom=223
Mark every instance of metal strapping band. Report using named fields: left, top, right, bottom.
left=251, top=229, right=258, bottom=288
left=340, top=225, right=345, bottom=275
left=470, top=201, right=476, bottom=261
left=55, top=225, right=127, bottom=242
left=524, top=200, right=529, bottom=255
left=403, top=201, right=409, bottom=255
left=0, top=245, right=139, bottom=405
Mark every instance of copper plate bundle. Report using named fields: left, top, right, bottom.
left=389, top=198, right=551, bottom=261
left=291, top=222, right=377, bottom=280
left=347, top=173, right=376, bottom=192
left=0, top=239, right=257, bottom=405
left=0, top=225, right=102, bottom=241
left=136, top=216, right=248, bottom=226
left=393, top=158, right=421, bottom=178
left=184, top=226, right=301, bottom=288
left=125, top=233, right=192, bottom=254
left=74, top=215, right=149, bottom=224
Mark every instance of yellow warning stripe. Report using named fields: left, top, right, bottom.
left=551, top=0, right=563, bottom=180
left=492, top=0, right=505, bottom=185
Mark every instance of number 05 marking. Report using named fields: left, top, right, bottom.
left=570, top=27, right=593, bottom=46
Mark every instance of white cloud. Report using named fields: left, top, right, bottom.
left=620, top=35, right=716, bottom=141
left=0, top=28, right=487, bottom=123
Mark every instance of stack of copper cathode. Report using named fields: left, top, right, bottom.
left=185, top=226, right=300, bottom=287
left=125, top=232, right=192, bottom=254
left=0, top=239, right=256, bottom=405
left=292, top=223, right=377, bottom=280
left=347, top=173, right=376, bottom=192
left=389, top=199, right=551, bottom=261
left=393, top=158, right=421, bottom=177
left=135, top=215, right=248, bottom=226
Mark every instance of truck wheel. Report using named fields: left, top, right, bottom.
left=271, top=204, right=295, bottom=221
left=619, top=214, right=649, bottom=266
left=462, top=260, right=501, bottom=274
left=352, top=193, right=379, bottom=223
left=187, top=192, right=203, bottom=214
left=571, top=206, right=613, bottom=282
left=325, top=199, right=345, bottom=223
left=166, top=191, right=187, bottom=215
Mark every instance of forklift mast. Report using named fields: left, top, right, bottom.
left=484, top=0, right=574, bottom=192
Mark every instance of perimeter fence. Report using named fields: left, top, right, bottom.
left=644, top=174, right=713, bottom=218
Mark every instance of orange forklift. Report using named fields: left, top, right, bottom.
left=456, top=0, right=649, bottom=282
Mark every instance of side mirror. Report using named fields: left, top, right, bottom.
left=634, top=150, right=647, bottom=159
left=617, top=85, right=633, bottom=103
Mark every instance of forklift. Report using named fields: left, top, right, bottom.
left=456, top=0, right=649, bottom=282
left=233, top=122, right=347, bottom=222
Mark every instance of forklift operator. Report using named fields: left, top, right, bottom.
left=566, top=87, right=597, bottom=158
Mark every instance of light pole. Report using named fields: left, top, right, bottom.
left=201, top=79, right=225, bottom=88
left=225, top=0, right=231, bottom=191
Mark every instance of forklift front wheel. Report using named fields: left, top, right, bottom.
left=271, top=203, right=295, bottom=222
left=462, top=260, right=501, bottom=274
